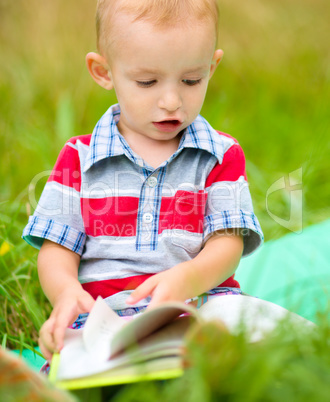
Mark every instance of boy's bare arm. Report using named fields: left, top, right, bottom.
left=38, top=240, right=95, bottom=360
left=127, top=229, right=244, bottom=308
left=38, top=240, right=82, bottom=304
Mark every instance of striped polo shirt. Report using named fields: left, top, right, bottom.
left=23, top=104, right=263, bottom=310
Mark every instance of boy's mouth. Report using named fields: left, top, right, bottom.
left=153, top=120, right=182, bottom=133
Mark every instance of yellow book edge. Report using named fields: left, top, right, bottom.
left=48, top=353, right=61, bottom=383
left=48, top=353, right=183, bottom=390
left=56, top=368, right=183, bottom=390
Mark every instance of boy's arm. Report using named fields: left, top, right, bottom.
left=127, top=229, right=243, bottom=309
left=38, top=240, right=95, bottom=361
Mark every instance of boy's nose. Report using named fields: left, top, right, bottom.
left=158, top=88, right=182, bottom=112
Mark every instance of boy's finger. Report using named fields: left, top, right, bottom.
left=53, top=326, right=66, bottom=353
left=53, top=311, right=74, bottom=352
left=126, top=278, right=156, bottom=304
left=38, top=337, right=53, bottom=362
left=39, top=319, right=57, bottom=358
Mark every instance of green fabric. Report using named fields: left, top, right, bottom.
left=236, top=219, right=330, bottom=322
left=11, top=348, right=45, bottom=372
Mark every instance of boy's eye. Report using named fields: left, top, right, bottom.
left=136, top=80, right=157, bottom=88
left=182, top=79, right=202, bottom=86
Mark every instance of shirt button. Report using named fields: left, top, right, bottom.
left=142, top=213, right=153, bottom=223
left=147, top=176, right=158, bottom=188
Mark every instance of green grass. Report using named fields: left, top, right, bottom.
left=0, top=203, right=50, bottom=352
left=0, top=0, right=329, bottom=399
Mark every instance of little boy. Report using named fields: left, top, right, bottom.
left=23, top=0, right=263, bottom=361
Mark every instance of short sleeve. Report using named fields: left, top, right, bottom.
left=22, top=139, right=86, bottom=255
left=204, top=142, right=263, bottom=256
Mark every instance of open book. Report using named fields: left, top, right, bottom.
left=50, top=295, right=314, bottom=390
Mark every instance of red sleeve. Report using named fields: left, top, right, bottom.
left=48, top=135, right=91, bottom=192
left=205, top=141, right=247, bottom=188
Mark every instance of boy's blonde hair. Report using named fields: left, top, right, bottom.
left=96, top=0, right=219, bottom=53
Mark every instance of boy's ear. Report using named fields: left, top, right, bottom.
left=209, top=49, right=224, bottom=78
left=86, top=52, right=113, bottom=90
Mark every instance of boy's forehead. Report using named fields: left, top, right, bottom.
left=116, top=14, right=213, bottom=47
left=106, top=15, right=216, bottom=75
left=102, top=9, right=217, bottom=59
left=97, top=0, right=218, bottom=54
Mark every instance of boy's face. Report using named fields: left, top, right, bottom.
left=88, top=13, right=223, bottom=145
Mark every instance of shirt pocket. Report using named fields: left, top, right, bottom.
left=171, top=190, right=207, bottom=254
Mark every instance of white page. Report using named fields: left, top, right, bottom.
left=109, top=302, right=198, bottom=356
left=82, top=296, right=126, bottom=360
left=57, top=328, right=123, bottom=380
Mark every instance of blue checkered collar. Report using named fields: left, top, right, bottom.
left=83, top=104, right=231, bottom=172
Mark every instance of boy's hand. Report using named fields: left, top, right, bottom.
left=126, top=231, right=244, bottom=310
left=38, top=288, right=95, bottom=361
left=126, top=262, right=196, bottom=309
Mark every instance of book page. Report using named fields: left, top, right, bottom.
left=82, top=297, right=126, bottom=360
left=109, top=301, right=198, bottom=357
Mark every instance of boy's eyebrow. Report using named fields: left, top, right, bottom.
left=127, top=68, right=162, bottom=75
left=184, top=65, right=210, bottom=74
left=127, top=65, right=210, bottom=76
